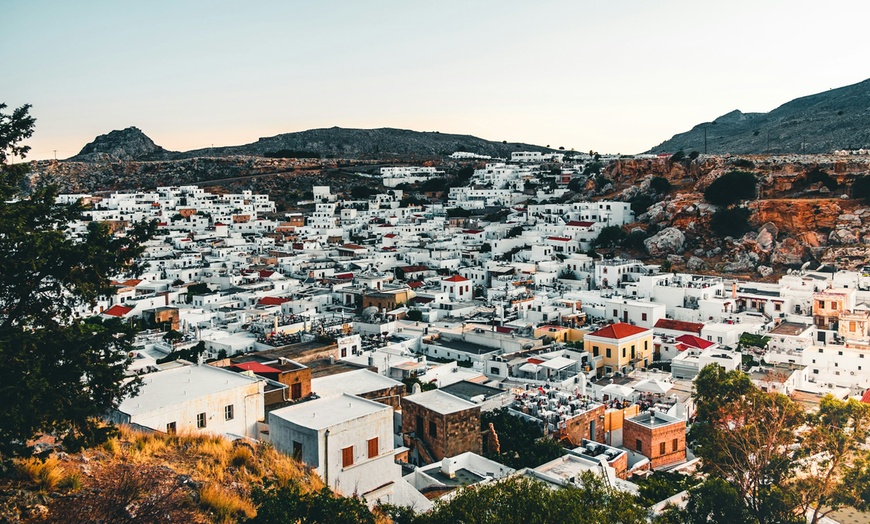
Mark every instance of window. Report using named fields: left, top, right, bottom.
left=341, top=347, right=347, bottom=357
left=292, top=440, right=303, bottom=459
left=775, top=303, right=781, bottom=312
left=672, top=438, right=678, bottom=452
left=342, top=446, right=354, bottom=468
left=659, top=442, right=666, bottom=455
left=839, top=351, right=843, bottom=356
left=291, top=382, right=302, bottom=399
left=606, top=348, right=611, bottom=358
left=224, top=404, right=234, bottom=421
left=166, top=422, right=176, bottom=434
left=635, top=439, right=643, bottom=452
left=642, top=313, right=647, bottom=321
left=429, top=420, right=437, bottom=438
left=197, top=412, right=206, bottom=428
left=622, top=347, right=626, bottom=358
left=593, top=346, right=599, bottom=356
left=367, top=437, right=379, bottom=459
left=613, top=309, right=618, bottom=317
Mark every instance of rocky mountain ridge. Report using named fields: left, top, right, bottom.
left=68, top=126, right=554, bottom=162
left=649, top=77, right=870, bottom=154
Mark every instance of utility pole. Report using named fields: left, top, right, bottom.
left=53, top=150, right=57, bottom=161
left=703, top=126, right=707, bottom=155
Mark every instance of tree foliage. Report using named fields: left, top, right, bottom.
left=703, top=171, right=757, bottom=207
left=710, top=207, right=751, bottom=238
left=649, top=176, right=672, bottom=194
left=851, top=175, right=870, bottom=202
left=417, top=474, right=649, bottom=524
left=0, top=103, right=154, bottom=456
left=682, top=368, right=870, bottom=524
left=249, top=482, right=375, bottom=524
left=592, top=225, right=627, bottom=249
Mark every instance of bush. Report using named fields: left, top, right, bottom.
left=622, top=230, right=649, bottom=251
left=710, top=207, right=751, bottom=237
left=629, top=194, right=656, bottom=216
left=406, top=309, right=423, bottom=322
left=649, top=176, right=672, bottom=194
left=17, top=457, right=64, bottom=492
left=670, top=150, right=686, bottom=162
left=729, top=158, right=755, bottom=169
left=704, top=171, right=757, bottom=207
left=592, top=226, right=627, bottom=249
left=852, top=175, right=870, bottom=201
left=200, top=483, right=256, bottom=522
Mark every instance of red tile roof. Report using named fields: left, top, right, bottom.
left=588, top=322, right=649, bottom=339
left=407, top=281, right=424, bottom=289
left=675, top=334, right=714, bottom=349
left=654, top=318, right=704, bottom=334
left=258, top=296, right=290, bottom=306
left=861, top=390, right=870, bottom=404
left=547, top=236, right=572, bottom=242
left=443, top=275, right=469, bottom=282
left=104, top=304, right=133, bottom=317
left=231, top=362, right=281, bottom=374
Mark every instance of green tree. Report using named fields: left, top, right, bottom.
left=419, top=474, right=648, bottom=524
left=406, top=309, right=423, bottom=322
left=249, top=482, right=375, bottom=524
left=592, top=225, right=627, bottom=249
left=0, top=103, right=154, bottom=456
left=689, top=365, right=805, bottom=524
left=794, top=396, right=870, bottom=524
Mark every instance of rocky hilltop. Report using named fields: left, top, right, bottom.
left=67, top=126, right=553, bottom=162
left=649, top=78, right=870, bottom=154
left=598, top=154, right=870, bottom=275
left=71, top=126, right=175, bottom=162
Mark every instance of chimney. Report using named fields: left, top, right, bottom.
left=441, top=458, right=457, bottom=479
left=731, top=282, right=737, bottom=299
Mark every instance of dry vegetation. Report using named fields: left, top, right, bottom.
left=1, top=425, right=327, bottom=523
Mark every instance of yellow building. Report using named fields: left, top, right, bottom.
left=584, top=323, right=653, bottom=375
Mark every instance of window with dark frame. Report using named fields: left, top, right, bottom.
left=196, top=412, right=206, bottom=428
left=224, top=404, right=234, bottom=420
left=367, top=437, right=378, bottom=459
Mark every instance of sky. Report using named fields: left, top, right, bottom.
left=2, top=0, right=868, bottom=160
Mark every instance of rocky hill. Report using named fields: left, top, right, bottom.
left=67, top=126, right=553, bottom=162
left=70, top=126, right=175, bottom=162
left=648, top=78, right=870, bottom=155
left=595, top=154, right=870, bottom=276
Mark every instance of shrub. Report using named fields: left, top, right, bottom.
left=630, top=194, right=656, bottom=215
left=710, top=207, right=751, bottom=237
left=670, top=150, right=686, bottom=162
left=704, top=171, right=757, bottom=207
left=622, top=230, right=649, bottom=251
left=406, top=309, right=423, bottom=322
left=649, top=176, right=672, bottom=194
left=58, top=472, right=83, bottom=492
left=592, top=226, right=627, bottom=249
left=852, top=175, right=870, bottom=201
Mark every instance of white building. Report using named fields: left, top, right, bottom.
left=110, top=362, right=265, bottom=439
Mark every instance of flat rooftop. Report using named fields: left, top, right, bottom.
left=441, top=381, right=505, bottom=401
left=311, top=368, right=403, bottom=398
left=429, top=338, right=500, bottom=355
left=270, top=393, right=389, bottom=430
left=118, top=363, right=260, bottom=416
left=403, top=389, right=478, bottom=415
left=768, top=322, right=811, bottom=336
left=626, top=411, right=683, bottom=429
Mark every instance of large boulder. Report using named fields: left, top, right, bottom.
left=770, top=238, right=810, bottom=267
left=644, top=227, right=685, bottom=256
left=687, top=256, right=707, bottom=271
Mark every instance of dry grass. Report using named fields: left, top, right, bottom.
left=13, top=425, right=333, bottom=522
left=16, top=456, right=64, bottom=493
left=199, top=482, right=256, bottom=523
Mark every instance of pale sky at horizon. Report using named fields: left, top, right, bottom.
left=2, top=0, right=868, bottom=160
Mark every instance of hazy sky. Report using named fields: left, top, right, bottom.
left=2, top=0, right=868, bottom=160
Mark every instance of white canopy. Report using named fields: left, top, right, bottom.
left=601, top=383, right=635, bottom=398
left=633, top=379, right=673, bottom=395
left=518, top=363, right=540, bottom=373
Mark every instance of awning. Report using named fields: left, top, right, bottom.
left=601, top=383, right=635, bottom=398
left=633, top=379, right=673, bottom=395
left=518, top=363, right=540, bottom=373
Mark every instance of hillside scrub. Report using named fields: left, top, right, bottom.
left=703, top=171, right=757, bottom=207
